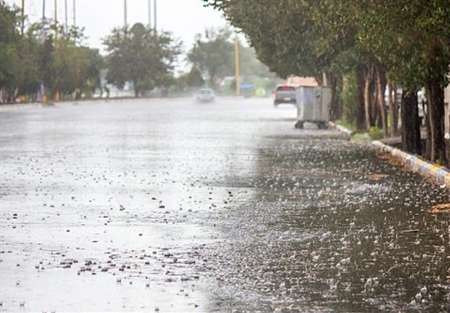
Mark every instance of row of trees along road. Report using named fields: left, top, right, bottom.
left=0, top=2, right=103, bottom=103
left=205, top=0, right=450, bottom=165
left=0, top=2, right=182, bottom=102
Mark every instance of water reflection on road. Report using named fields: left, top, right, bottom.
left=0, top=98, right=449, bottom=312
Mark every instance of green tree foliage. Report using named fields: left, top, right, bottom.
left=341, top=72, right=358, bottom=126
left=206, top=1, right=353, bottom=79
left=52, top=35, right=103, bottom=97
left=177, top=66, right=205, bottom=91
left=172, top=66, right=205, bottom=95
left=0, top=2, right=104, bottom=103
left=187, top=28, right=234, bottom=87
left=240, top=45, right=274, bottom=78
left=185, top=66, right=205, bottom=88
left=38, top=22, right=104, bottom=100
left=103, top=23, right=181, bottom=97
left=0, top=1, right=20, bottom=98
left=205, top=1, right=355, bottom=120
left=11, top=31, right=41, bottom=98
left=355, top=0, right=450, bottom=161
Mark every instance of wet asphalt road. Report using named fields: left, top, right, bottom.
left=0, top=97, right=450, bottom=312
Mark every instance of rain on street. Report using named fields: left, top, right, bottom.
left=1, top=98, right=450, bottom=312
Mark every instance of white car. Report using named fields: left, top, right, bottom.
left=196, top=88, right=215, bottom=103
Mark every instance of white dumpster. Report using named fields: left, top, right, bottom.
left=295, top=86, right=331, bottom=129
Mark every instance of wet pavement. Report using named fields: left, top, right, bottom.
left=0, top=98, right=449, bottom=312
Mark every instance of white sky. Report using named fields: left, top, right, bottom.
left=7, top=0, right=228, bottom=51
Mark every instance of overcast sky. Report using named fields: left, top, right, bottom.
left=7, top=0, right=228, bottom=51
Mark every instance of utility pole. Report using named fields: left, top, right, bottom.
left=64, top=0, right=68, bottom=32
left=54, top=0, right=59, bottom=102
left=21, top=0, right=25, bottom=35
left=124, top=0, right=128, bottom=28
left=72, top=0, right=76, bottom=26
left=234, top=37, right=241, bottom=97
left=153, top=0, right=157, bottom=31
left=147, top=0, right=151, bottom=28
left=42, top=0, right=46, bottom=21
left=54, top=0, right=57, bottom=23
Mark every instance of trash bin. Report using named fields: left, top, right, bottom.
left=295, top=86, right=331, bottom=129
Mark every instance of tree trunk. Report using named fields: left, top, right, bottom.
left=424, top=99, right=431, bottom=159
left=388, top=83, right=399, bottom=136
left=371, top=79, right=378, bottom=128
left=401, top=89, right=421, bottom=155
left=356, top=66, right=366, bottom=130
left=373, top=81, right=381, bottom=128
left=387, top=84, right=394, bottom=136
left=363, top=69, right=372, bottom=129
left=314, top=74, right=324, bottom=86
left=393, top=87, right=399, bottom=135
left=328, top=73, right=339, bottom=121
left=375, top=66, right=388, bottom=137
left=133, top=80, right=140, bottom=98
left=425, top=80, right=446, bottom=163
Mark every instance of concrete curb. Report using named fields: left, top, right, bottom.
left=329, top=122, right=353, bottom=136
left=372, top=140, right=450, bottom=187
left=0, top=102, right=45, bottom=112
left=331, top=122, right=450, bottom=187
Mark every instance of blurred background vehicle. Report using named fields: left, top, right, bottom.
left=195, top=88, right=216, bottom=103
left=273, top=85, right=296, bottom=106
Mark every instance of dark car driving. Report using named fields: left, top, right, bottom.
left=273, top=85, right=296, bottom=106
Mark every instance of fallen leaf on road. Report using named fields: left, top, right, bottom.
left=368, top=173, right=388, bottom=182
left=428, top=203, right=450, bottom=214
